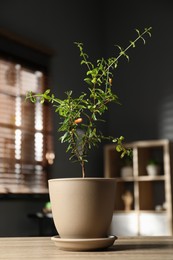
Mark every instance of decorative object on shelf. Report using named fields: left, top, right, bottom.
left=146, top=160, right=161, bottom=176
left=120, top=155, right=133, bottom=178
left=155, top=201, right=167, bottom=212
left=122, top=190, right=133, bottom=211
left=120, top=166, right=133, bottom=178
left=26, top=28, right=152, bottom=250
left=155, top=205, right=163, bottom=211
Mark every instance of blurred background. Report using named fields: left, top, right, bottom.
left=0, top=0, right=173, bottom=236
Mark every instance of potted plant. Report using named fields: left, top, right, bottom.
left=26, top=27, right=152, bottom=250
left=146, top=159, right=161, bottom=176
left=120, top=157, right=133, bottom=178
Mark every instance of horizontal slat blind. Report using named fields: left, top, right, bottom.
left=0, top=58, right=54, bottom=194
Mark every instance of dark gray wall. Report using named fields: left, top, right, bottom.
left=0, top=0, right=173, bottom=236
left=106, top=0, right=173, bottom=143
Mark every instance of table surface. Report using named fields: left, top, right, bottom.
left=0, top=236, right=173, bottom=260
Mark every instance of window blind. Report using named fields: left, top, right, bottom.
left=0, top=58, right=54, bottom=194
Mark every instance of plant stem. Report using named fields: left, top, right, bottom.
left=106, top=27, right=152, bottom=72
left=105, top=69, right=110, bottom=92
left=81, top=161, right=85, bottom=178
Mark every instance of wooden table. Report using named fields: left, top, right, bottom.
left=0, top=236, right=173, bottom=260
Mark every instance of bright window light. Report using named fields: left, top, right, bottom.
left=35, top=101, right=43, bottom=130
left=15, top=96, right=21, bottom=127
left=15, top=129, right=22, bottom=160
left=35, top=132, right=43, bottom=161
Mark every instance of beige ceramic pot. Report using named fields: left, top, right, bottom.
left=48, top=178, right=116, bottom=239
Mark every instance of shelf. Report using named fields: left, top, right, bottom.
left=116, top=175, right=165, bottom=182
left=104, top=139, right=173, bottom=236
left=139, top=210, right=166, bottom=214
left=116, top=177, right=135, bottom=182
left=136, top=175, right=165, bottom=181
left=114, top=210, right=136, bottom=214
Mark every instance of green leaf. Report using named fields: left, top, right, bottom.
left=135, top=29, right=140, bottom=36
left=141, top=37, right=146, bottom=44
left=91, top=78, right=97, bottom=84
left=120, top=151, right=126, bottom=158
left=119, top=136, right=124, bottom=141
left=116, top=145, right=123, bottom=152
left=115, top=45, right=123, bottom=51
left=130, top=41, right=135, bottom=48
left=84, top=78, right=92, bottom=85
left=92, top=113, right=97, bottom=120
left=60, top=132, right=69, bottom=143
left=81, top=60, right=87, bottom=65
left=86, top=70, right=93, bottom=75
left=40, top=98, right=45, bottom=104
left=44, top=89, right=50, bottom=95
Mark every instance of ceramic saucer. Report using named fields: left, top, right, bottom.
left=51, top=235, right=117, bottom=251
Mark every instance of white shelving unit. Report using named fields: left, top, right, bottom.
left=104, top=139, right=173, bottom=236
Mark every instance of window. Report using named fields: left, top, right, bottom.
left=0, top=57, right=54, bottom=194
